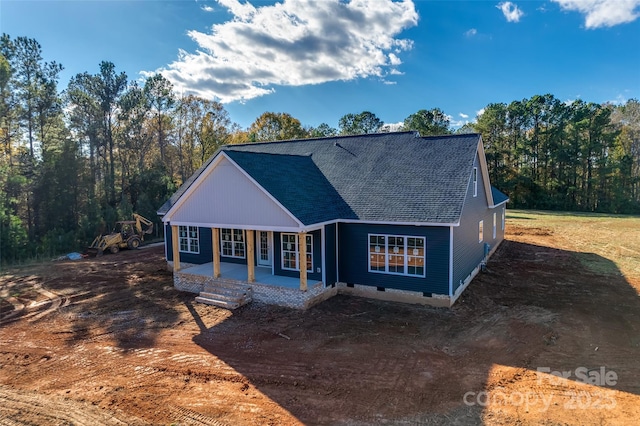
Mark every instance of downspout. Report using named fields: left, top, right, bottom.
left=321, top=226, right=326, bottom=286
left=449, top=226, right=454, bottom=298
left=336, top=223, right=340, bottom=283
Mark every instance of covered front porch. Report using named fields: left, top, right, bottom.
left=170, top=226, right=316, bottom=291
left=181, top=262, right=304, bottom=289
left=173, top=260, right=335, bottom=310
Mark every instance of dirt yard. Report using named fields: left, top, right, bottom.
left=1, top=212, right=639, bottom=425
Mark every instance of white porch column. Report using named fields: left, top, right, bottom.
left=246, top=230, right=255, bottom=283
left=299, top=232, right=307, bottom=291
left=212, top=227, right=221, bottom=278
left=171, top=225, right=181, bottom=272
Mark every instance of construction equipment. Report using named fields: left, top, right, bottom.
left=87, top=214, right=154, bottom=257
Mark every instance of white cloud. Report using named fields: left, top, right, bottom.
left=497, top=2, right=524, bottom=22
left=476, top=108, right=486, bottom=117
left=152, top=0, right=419, bottom=103
left=218, top=0, right=256, bottom=20
left=388, top=53, right=402, bottom=66
left=464, top=28, right=477, bottom=37
left=459, top=112, right=469, bottom=119
left=551, top=0, right=640, bottom=28
left=201, top=5, right=214, bottom=12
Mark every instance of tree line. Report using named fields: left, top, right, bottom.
left=0, top=34, right=638, bottom=263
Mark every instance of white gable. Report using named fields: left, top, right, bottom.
left=165, top=154, right=301, bottom=229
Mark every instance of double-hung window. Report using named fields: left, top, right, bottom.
left=479, top=221, right=484, bottom=243
left=221, top=228, right=245, bottom=258
left=473, top=167, right=478, bottom=197
left=368, top=234, right=425, bottom=277
left=281, top=234, right=313, bottom=272
left=179, top=226, right=199, bottom=254
left=493, top=213, right=497, bottom=239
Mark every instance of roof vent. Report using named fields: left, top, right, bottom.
left=334, top=142, right=340, bottom=147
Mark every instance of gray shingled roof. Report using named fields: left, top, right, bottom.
left=158, top=132, right=493, bottom=225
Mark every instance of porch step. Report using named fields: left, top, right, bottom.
left=199, top=291, right=247, bottom=303
left=202, top=285, right=252, bottom=298
left=196, top=282, right=253, bottom=310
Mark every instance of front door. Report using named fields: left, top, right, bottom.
left=257, top=231, right=272, bottom=267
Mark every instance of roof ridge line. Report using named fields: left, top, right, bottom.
left=224, top=131, right=419, bottom=148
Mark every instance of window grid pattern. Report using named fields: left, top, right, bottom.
left=259, top=232, right=269, bottom=262
left=281, top=234, right=313, bottom=272
left=473, top=167, right=478, bottom=197
left=221, top=228, right=245, bottom=258
left=179, top=226, right=199, bottom=254
left=368, top=234, right=425, bottom=277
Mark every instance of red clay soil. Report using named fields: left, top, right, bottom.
left=0, top=230, right=639, bottom=425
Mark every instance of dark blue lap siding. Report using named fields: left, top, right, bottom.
left=165, top=224, right=213, bottom=265
left=324, top=223, right=337, bottom=286
left=337, top=223, right=450, bottom=295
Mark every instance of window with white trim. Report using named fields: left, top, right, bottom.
left=473, top=167, right=478, bottom=197
left=501, top=208, right=505, bottom=231
left=368, top=234, right=426, bottom=277
left=179, top=226, right=199, bottom=254
left=281, top=233, right=313, bottom=272
left=221, top=228, right=245, bottom=258
left=479, top=221, right=484, bottom=243
left=493, top=213, right=497, bottom=239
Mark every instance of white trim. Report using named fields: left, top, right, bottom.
left=178, top=225, right=200, bottom=254
left=493, top=213, right=497, bottom=239
left=162, top=151, right=304, bottom=228
left=281, top=233, right=313, bottom=272
left=367, top=233, right=426, bottom=278
left=479, top=220, right=484, bottom=243
left=220, top=228, right=246, bottom=259
left=449, top=226, right=454, bottom=298
left=335, top=223, right=340, bottom=283
left=256, top=230, right=273, bottom=268
left=162, top=153, right=225, bottom=222
left=476, top=138, right=495, bottom=207
left=222, top=152, right=305, bottom=228
left=167, top=218, right=460, bottom=231
left=501, top=207, right=506, bottom=231
left=162, top=141, right=502, bottom=229
left=451, top=239, right=503, bottom=304
left=167, top=221, right=303, bottom=233
left=328, top=218, right=459, bottom=227
left=321, top=226, right=326, bottom=285
left=473, top=167, right=478, bottom=197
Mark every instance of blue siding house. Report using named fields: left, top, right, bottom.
left=158, top=132, right=508, bottom=309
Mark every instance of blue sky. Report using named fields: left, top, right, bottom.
left=2, top=0, right=639, bottom=129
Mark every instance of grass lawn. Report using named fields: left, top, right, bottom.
left=507, top=209, right=640, bottom=288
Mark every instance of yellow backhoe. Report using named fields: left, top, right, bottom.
left=87, top=214, right=154, bottom=257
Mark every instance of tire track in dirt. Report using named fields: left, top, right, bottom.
left=0, top=286, right=83, bottom=325
left=167, top=405, right=229, bottom=426
left=0, top=386, right=145, bottom=426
